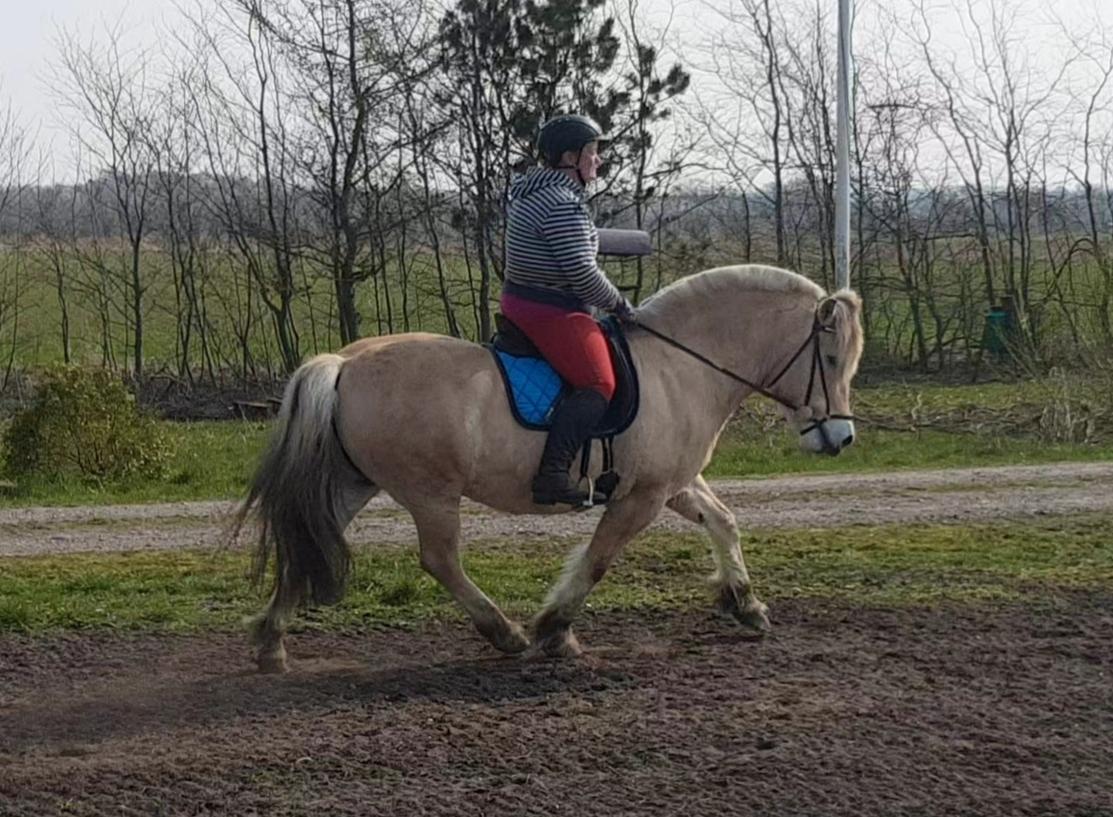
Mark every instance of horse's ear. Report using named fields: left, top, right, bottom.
left=818, top=297, right=839, bottom=328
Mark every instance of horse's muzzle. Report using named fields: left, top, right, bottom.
left=801, top=417, right=856, bottom=456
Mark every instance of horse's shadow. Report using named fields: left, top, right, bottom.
left=0, top=638, right=650, bottom=755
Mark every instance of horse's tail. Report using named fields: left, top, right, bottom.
left=232, top=353, right=360, bottom=631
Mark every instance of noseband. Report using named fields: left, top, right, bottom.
left=635, top=308, right=855, bottom=442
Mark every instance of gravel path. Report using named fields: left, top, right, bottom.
left=1, top=461, right=1111, bottom=558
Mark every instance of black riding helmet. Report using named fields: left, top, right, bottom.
left=537, top=114, right=609, bottom=168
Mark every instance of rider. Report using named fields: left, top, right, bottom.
left=501, top=113, right=636, bottom=507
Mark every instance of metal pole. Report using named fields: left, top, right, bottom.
left=835, top=0, right=853, bottom=291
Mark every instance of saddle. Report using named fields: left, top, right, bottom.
left=488, top=313, right=639, bottom=436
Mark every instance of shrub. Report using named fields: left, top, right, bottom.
left=2, top=368, right=172, bottom=482
left=1033, top=365, right=1112, bottom=445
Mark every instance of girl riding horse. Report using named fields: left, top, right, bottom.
left=501, top=114, right=636, bottom=507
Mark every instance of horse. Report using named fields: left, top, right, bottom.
left=233, top=264, right=864, bottom=673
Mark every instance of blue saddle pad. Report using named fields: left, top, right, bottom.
left=493, top=350, right=564, bottom=426
left=489, top=315, right=639, bottom=435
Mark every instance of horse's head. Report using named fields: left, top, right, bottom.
left=636, top=265, right=864, bottom=456
left=772, top=290, right=864, bottom=456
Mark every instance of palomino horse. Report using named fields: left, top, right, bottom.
left=234, top=264, right=863, bottom=672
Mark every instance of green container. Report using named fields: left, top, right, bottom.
left=983, top=308, right=1010, bottom=357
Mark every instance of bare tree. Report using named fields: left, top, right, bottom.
left=149, top=53, right=219, bottom=382
left=182, top=2, right=304, bottom=373
left=1062, top=18, right=1113, bottom=345
left=696, top=0, right=790, bottom=265
left=0, top=95, right=34, bottom=385
left=53, top=22, right=160, bottom=376
left=237, top=0, right=431, bottom=346
left=401, top=70, right=462, bottom=336
left=608, top=0, right=691, bottom=302
left=30, top=166, right=77, bottom=365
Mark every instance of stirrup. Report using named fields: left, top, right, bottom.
left=580, top=476, right=597, bottom=509
left=531, top=474, right=609, bottom=508
left=573, top=475, right=611, bottom=509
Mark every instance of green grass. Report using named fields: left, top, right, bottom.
left=706, top=376, right=1113, bottom=477
left=0, top=420, right=268, bottom=507
left=1, top=377, right=1111, bottom=507
left=1, top=515, right=1109, bottom=634
left=706, top=427, right=1113, bottom=478
left=853, top=380, right=1030, bottom=412
left=4, top=247, right=506, bottom=368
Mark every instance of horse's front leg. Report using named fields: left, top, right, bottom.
left=534, top=489, right=667, bottom=657
left=667, top=475, right=771, bottom=634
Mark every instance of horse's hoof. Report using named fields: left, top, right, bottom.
left=257, top=648, right=289, bottom=674
left=492, top=622, right=531, bottom=654
left=734, top=600, right=771, bottom=634
left=718, top=587, right=771, bottom=636
left=536, top=628, right=583, bottom=659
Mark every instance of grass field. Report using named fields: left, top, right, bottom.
left=6, top=242, right=1111, bottom=373
left=2, top=376, right=1111, bottom=507
left=2, top=419, right=1111, bottom=507
left=708, top=377, right=1113, bottom=476
left=0, top=419, right=265, bottom=507
left=1, top=514, right=1108, bottom=634
left=2, top=359, right=1109, bottom=643
left=2, top=246, right=547, bottom=369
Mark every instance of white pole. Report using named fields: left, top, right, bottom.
left=835, top=0, right=853, bottom=291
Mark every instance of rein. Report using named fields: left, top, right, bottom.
left=633, top=311, right=854, bottom=436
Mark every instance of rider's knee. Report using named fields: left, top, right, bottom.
left=588, top=377, right=615, bottom=403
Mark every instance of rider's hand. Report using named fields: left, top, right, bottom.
left=614, top=298, right=638, bottom=325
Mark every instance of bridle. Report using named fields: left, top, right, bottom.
left=634, top=308, right=855, bottom=446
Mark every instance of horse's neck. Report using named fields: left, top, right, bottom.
left=630, top=323, right=755, bottom=433
left=637, top=291, right=811, bottom=421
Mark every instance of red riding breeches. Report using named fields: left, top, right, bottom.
left=500, top=293, right=616, bottom=402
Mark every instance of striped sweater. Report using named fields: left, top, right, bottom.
left=503, top=168, right=623, bottom=312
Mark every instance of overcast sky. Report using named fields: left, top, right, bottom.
left=2, top=0, right=1110, bottom=179
left=0, top=0, right=169, bottom=167
left=1, top=1, right=165, bottom=103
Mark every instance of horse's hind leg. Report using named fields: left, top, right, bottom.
left=254, top=480, right=379, bottom=673
left=667, top=475, right=770, bottom=633
left=410, top=502, right=529, bottom=654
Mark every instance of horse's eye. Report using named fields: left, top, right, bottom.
left=825, top=354, right=838, bottom=366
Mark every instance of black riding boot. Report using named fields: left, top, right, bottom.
left=532, top=389, right=610, bottom=506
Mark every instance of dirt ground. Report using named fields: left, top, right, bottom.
left=2, top=464, right=1112, bottom=816
left=1, top=595, right=1110, bottom=817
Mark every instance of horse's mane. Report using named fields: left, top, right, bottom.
left=828, top=288, right=864, bottom=374
left=638, top=264, right=863, bottom=374
left=638, top=265, right=826, bottom=321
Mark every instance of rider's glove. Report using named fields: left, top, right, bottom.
left=614, top=298, right=638, bottom=325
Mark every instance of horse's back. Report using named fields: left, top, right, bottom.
left=338, top=331, right=464, bottom=358
left=339, top=332, right=496, bottom=408
left=333, top=332, right=511, bottom=494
